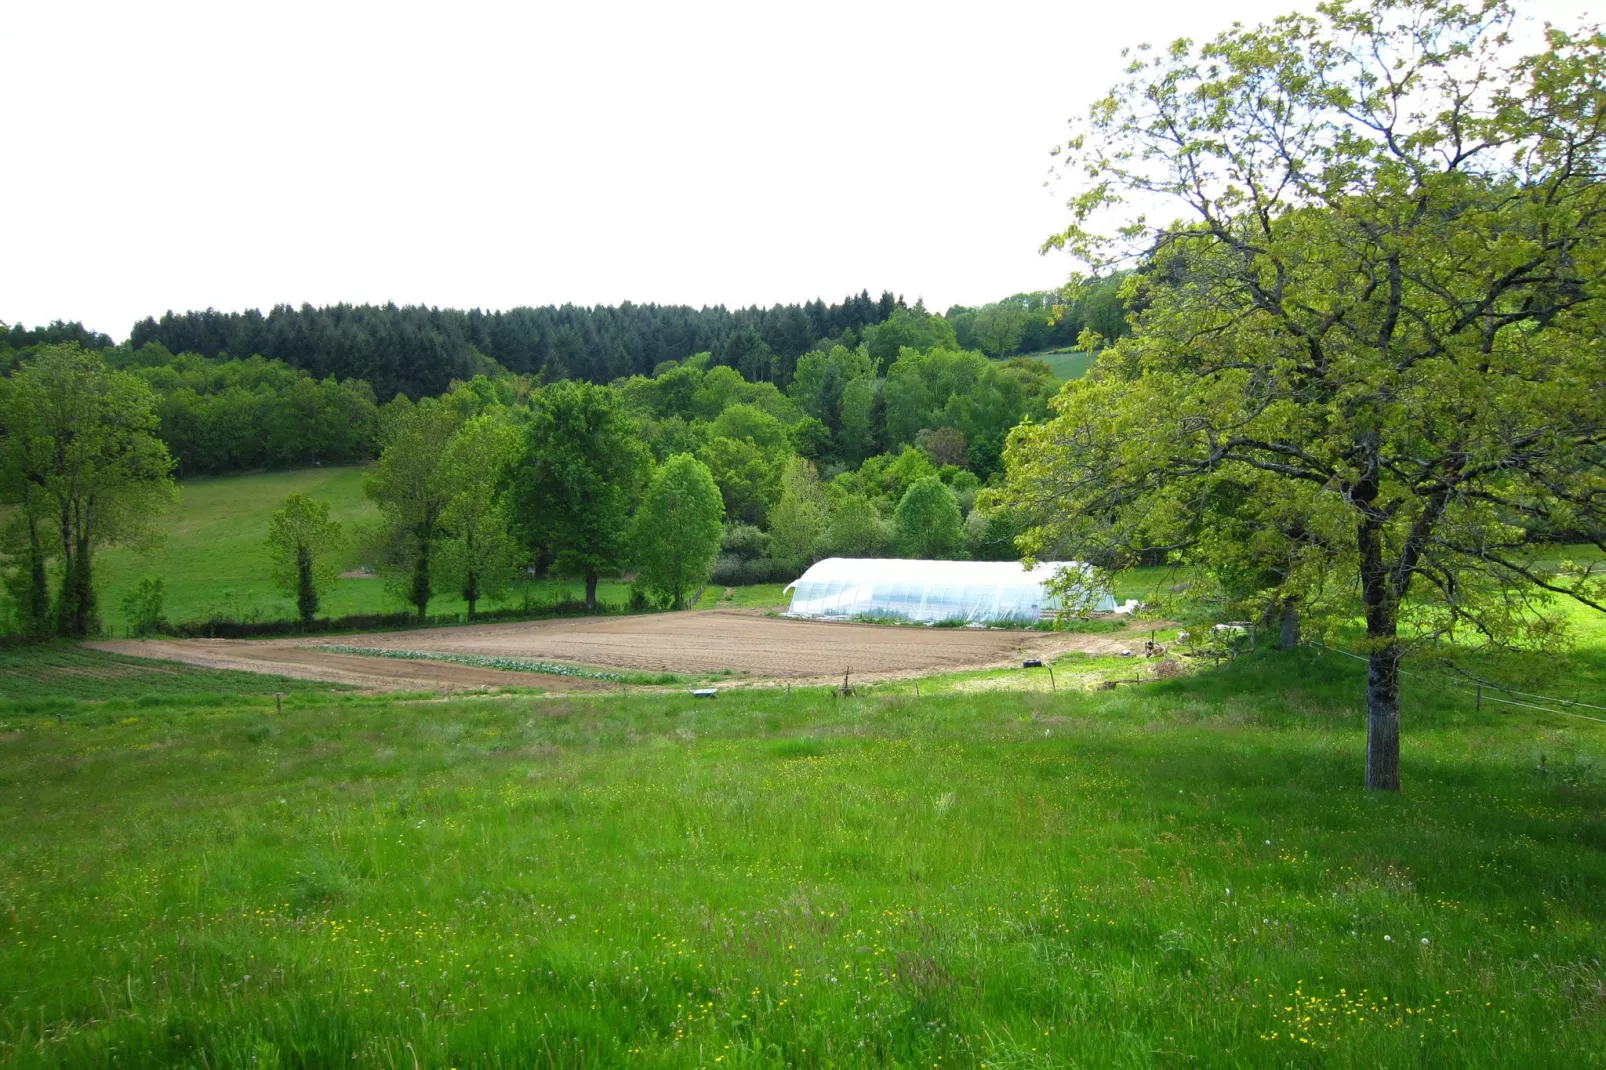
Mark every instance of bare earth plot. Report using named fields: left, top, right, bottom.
left=92, top=609, right=1145, bottom=692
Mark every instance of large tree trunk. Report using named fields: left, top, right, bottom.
left=60, top=529, right=96, bottom=638
left=1365, top=641, right=1402, bottom=791
left=1359, top=516, right=1401, bottom=792
left=410, top=541, right=432, bottom=622
left=1279, top=596, right=1300, bottom=650
left=584, top=572, right=599, bottom=611
left=296, top=546, right=319, bottom=625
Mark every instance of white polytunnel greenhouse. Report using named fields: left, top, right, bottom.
left=783, top=558, right=1115, bottom=624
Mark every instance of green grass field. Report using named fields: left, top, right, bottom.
left=2, top=629, right=1603, bottom=1066
left=1018, top=350, right=1098, bottom=381
left=0, top=645, right=343, bottom=706
left=93, top=468, right=636, bottom=634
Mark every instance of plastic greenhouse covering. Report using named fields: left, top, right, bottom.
left=784, top=558, right=1114, bottom=624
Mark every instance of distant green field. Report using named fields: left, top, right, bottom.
left=92, top=468, right=633, bottom=634
left=1019, top=349, right=1098, bottom=381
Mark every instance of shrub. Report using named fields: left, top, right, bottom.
left=720, top=524, right=770, bottom=560
left=710, top=556, right=797, bottom=586
left=120, top=576, right=168, bottom=637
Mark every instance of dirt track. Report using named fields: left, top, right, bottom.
left=92, top=609, right=1147, bottom=692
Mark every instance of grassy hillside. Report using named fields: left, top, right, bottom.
left=1, top=642, right=1602, bottom=1065
left=94, top=467, right=631, bottom=633
left=1019, top=349, right=1098, bottom=381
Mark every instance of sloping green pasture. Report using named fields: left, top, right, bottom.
left=91, top=468, right=634, bottom=634
left=1018, top=350, right=1098, bottom=381
left=0, top=642, right=1602, bottom=1066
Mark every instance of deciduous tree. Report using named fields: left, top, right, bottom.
left=266, top=492, right=345, bottom=625
left=971, top=303, right=1029, bottom=359
left=768, top=457, right=828, bottom=569
left=894, top=476, right=963, bottom=559
left=438, top=415, right=520, bottom=618
left=826, top=494, right=893, bottom=557
left=365, top=399, right=459, bottom=621
left=0, top=345, right=176, bottom=637
left=630, top=454, right=725, bottom=609
left=1008, top=0, right=1606, bottom=790
left=511, top=382, right=651, bottom=609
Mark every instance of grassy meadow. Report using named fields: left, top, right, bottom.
left=1018, top=350, right=1098, bottom=382
left=2, top=632, right=1604, bottom=1066
left=92, top=468, right=637, bottom=634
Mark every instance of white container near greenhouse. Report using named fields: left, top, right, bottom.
left=783, top=558, right=1114, bottom=625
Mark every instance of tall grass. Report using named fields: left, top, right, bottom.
left=1, top=647, right=1602, bottom=1066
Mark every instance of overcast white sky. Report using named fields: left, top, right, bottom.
left=0, top=0, right=1592, bottom=340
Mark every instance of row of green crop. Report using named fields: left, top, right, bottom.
left=311, top=645, right=683, bottom=685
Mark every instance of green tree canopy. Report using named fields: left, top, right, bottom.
left=861, top=304, right=958, bottom=369
left=768, top=457, right=829, bottom=570
left=266, top=492, right=345, bottom=624
left=1007, top=0, right=1606, bottom=791
left=365, top=398, right=459, bottom=620
left=710, top=403, right=790, bottom=455
left=697, top=436, right=784, bottom=528
left=894, top=476, right=963, bottom=559
left=825, top=494, right=893, bottom=557
left=0, top=344, right=176, bottom=637
left=631, top=454, right=725, bottom=609
left=438, top=415, right=521, bottom=618
left=511, top=381, right=652, bottom=608
left=970, top=303, right=1029, bottom=360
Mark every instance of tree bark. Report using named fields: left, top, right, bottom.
left=1358, top=515, right=1401, bottom=792
left=410, top=541, right=432, bottom=622
left=61, top=529, right=96, bottom=638
left=1365, top=642, right=1402, bottom=791
left=1279, top=596, right=1300, bottom=650
left=296, top=546, right=318, bottom=625
left=584, top=572, right=599, bottom=611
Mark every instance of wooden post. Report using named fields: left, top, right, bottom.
left=1047, top=665, right=1056, bottom=693
left=274, top=693, right=282, bottom=715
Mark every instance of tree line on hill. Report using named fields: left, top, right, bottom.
left=945, top=275, right=1131, bottom=360
left=264, top=334, right=1067, bottom=623
left=124, top=291, right=912, bottom=399
left=3, top=278, right=1130, bottom=483
left=0, top=292, right=1095, bottom=636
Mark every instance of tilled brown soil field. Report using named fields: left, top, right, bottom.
left=93, top=609, right=1145, bottom=691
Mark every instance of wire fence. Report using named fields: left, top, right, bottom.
left=1307, top=641, right=1606, bottom=727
